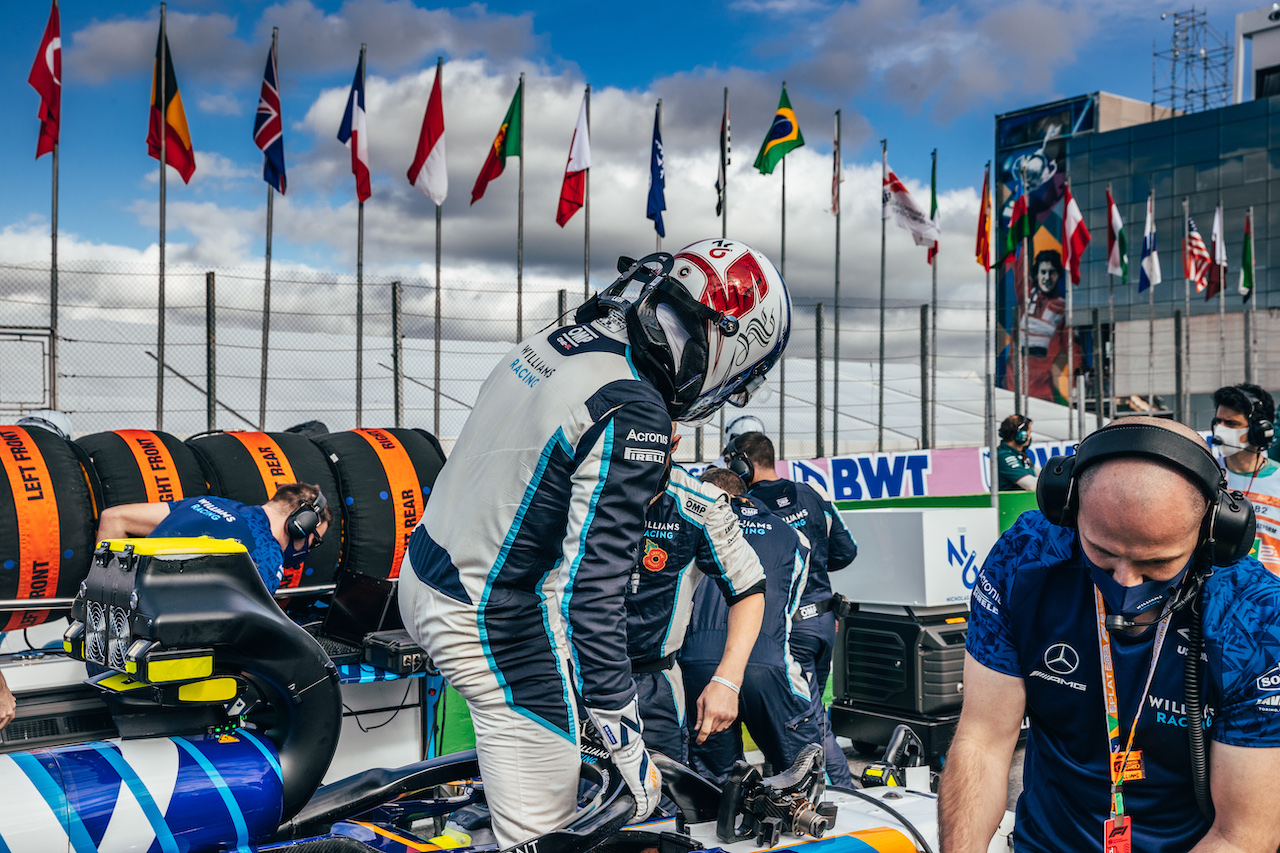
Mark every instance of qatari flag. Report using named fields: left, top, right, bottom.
left=253, top=39, right=286, bottom=195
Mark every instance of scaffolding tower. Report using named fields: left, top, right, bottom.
left=1153, top=7, right=1232, bottom=115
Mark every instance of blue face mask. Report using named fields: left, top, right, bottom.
left=1084, top=549, right=1191, bottom=622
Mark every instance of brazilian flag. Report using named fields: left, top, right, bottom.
left=754, top=86, right=804, bottom=175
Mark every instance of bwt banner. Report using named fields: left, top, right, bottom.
left=692, top=440, right=1077, bottom=500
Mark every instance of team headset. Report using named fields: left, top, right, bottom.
left=1233, top=388, right=1275, bottom=452
left=724, top=436, right=754, bottom=485
left=999, top=414, right=1030, bottom=445
left=285, top=490, right=328, bottom=543
left=1037, top=421, right=1255, bottom=821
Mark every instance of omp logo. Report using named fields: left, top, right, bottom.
left=554, top=325, right=598, bottom=350
left=1043, top=643, right=1080, bottom=675
left=626, top=429, right=669, bottom=444
left=1257, top=663, right=1280, bottom=692
left=624, top=447, right=665, bottom=464
left=949, top=534, right=979, bottom=589
left=684, top=498, right=707, bottom=515
left=776, top=496, right=790, bottom=507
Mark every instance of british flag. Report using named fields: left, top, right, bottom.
left=253, top=39, right=286, bottom=195
left=1184, top=217, right=1211, bottom=293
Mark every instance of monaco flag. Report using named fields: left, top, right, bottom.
left=1062, top=185, right=1090, bottom=285
left=28, top=0, right=60, bottom=158
left=556, top=92, right=590, bottom=227
left=337, top=50, right=370, bottom=203
left=408, top=61, right=447, bottom=205
left=882, top=151, right=939, bottom=248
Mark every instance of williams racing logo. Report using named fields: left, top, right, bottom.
left=642, top=540, right=669, bottom=572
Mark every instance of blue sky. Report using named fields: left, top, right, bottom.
left=0, top=0, right=1249, bottom=306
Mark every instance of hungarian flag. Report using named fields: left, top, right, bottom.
left=337, top=51, right=370, bottom=203
left=1184, top=216, right=1211, bottom=294
left=471, top=81, right=522, bottom=205
left=253, top=39, right=286, bottom=195
left=1062, top=185, right=1090, bottom=285
left=716, top=98, right=730, bottom=216
left=407, top=61, right=447, bottom=205
left=975, top=165, right=991, bottom=271
left=1240, top=209, right=1255, bottom=301
left=555, top=92, right=590, bottom=227
left=647, top=105, right=665, bottom=237
left=147, top=25, right=196, bottom=183
left=927, top=152, right=938, bottom=264
left=1205, top=205, right=1226, bottom=300
left=28, top=0, right=60, bottom=159
left=1106, top=188, right=1127, bottom=283
left=754, top=85, right=803, bottom=175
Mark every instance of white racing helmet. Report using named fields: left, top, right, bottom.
left=725, top=415, right=767, bottom=444
left=17, top=409, right=73, bottom=440
left=581, top=239, right=791, bottom=422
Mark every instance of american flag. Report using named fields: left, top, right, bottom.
left=253, top=38, right=286, bottom=195
left=1184, top=217, right=1211, bottom=293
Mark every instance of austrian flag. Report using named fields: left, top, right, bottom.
left=556, top=92, right=590, bottom=227
left=1062, top=185, right=1090, bottom=285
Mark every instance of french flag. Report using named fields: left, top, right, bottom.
left=337, top=50, right=370, bottom=203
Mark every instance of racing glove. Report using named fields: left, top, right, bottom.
left=586, top=698, right=662, bottom=822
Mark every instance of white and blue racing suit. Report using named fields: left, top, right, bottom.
left=399, top=318, right=672, bottom=847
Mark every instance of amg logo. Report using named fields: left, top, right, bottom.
left=624, top=447, right=665, bottom=464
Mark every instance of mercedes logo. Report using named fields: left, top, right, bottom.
left=1044, top=643, right=1079, bottom=675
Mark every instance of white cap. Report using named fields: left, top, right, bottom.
left=16, top=409, right=73, bottom=441
left=724, top=415, right=766, bottom=445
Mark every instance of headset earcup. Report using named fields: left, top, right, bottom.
left=1209, top=490, right=1257, bottom=567
left=1036, top=455, right=1077, bottom=527
left=1249, top=418, right=1275, bottom=452
left=287, top=507, right=319, bottom=541
left=729, top=452, right=753, bottom=485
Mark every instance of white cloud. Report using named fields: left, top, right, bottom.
left=198, top=92, right=243, bottom=116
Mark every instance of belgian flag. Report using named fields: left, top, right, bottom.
left=147, top=25, right=196, bottom=183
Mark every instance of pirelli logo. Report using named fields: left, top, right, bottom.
left=624, top=447, right=665, bottom=464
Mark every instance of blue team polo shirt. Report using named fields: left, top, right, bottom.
left=968, top=510, right=1280, bottom=853
left=149, top=496, right=284, bottom=593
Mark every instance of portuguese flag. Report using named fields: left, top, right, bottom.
left=471, top=80, right=523, bottom=205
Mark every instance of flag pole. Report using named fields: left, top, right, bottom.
left=1218, top=196, right=1225, bottom=388
left=1182, top=196, right=1190, bottom=421
left=583, top=84, right=591, bottom=301
left=434, top=56, right=444, bottom=438
left=833, top=110, right=841, bottom=456
left=878, top=138, right=886, bottom=453
left=656, top=98, right=662, bottom=254
left=258, top=27, right=278, bottom=431
left=719, top=87, right=728, bottom=454
left=517, top=72, right=525, bottom=341
left=355, top=42, right=366, bottom=428
left=50, top=94, right=59, bottom=411
left=1107, top=182, right=1115, bottom=420
left=156, top=2, right=168, bottom=431
left=984, top=161, right=992, bottom=447
left=929, top=150, right=939, bottom=445
left=1065, top=177, right=1074, bottom=440
left=1019, top=165, right=1030, bottom=412
left=1148, top=187, right=1155, bottom=412
left=779, top=84, right=787, bottom=460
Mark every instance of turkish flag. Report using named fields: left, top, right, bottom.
left=28, top=1, right=61, bottom=159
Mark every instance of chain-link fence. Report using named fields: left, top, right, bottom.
left=2, top=259, right=1026, bottom=460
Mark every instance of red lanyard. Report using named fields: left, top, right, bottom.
left=1093, top=586, right=1174, bottom=818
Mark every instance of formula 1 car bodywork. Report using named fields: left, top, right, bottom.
left=0, top=538, right=1011, bottom=853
